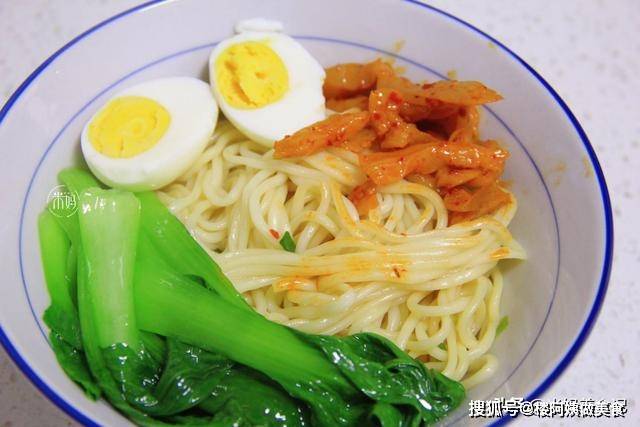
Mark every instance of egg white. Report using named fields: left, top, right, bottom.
left=209, top=31, right=326, bottom=147
left=81, top=77, right=218, bottom=191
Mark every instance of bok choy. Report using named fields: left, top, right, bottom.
left=39, top=167, right=465, bottom=426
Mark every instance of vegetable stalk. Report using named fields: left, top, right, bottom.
left=78, top=188, right=141, bottom=350
left=133, top=246, right=354, bottom=394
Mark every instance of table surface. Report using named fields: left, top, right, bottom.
left=1, top=1, right=638, bottom=426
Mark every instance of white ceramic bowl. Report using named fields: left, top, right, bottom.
left=0, top=1, right=612, bottom=425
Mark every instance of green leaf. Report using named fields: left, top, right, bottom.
left=48, top=331, right=101, bottom=399
left=300, top=333, right=465, bottom=425
left=496, top=316, right=509, bottom=337
left=102, top=343, right=161, bottom=409
left=199, top=366, right=309, bottom=426
left=43, top=305, right=100, bottom=399
left=279, top=231, right=296, bottom=252
left=369, top=402, right=412, bottom=427
left=148, top=339, right=233, bottom=416
left=43, top=305, right=82, bottom=350
left=140, top=332, right=167, bottom=367
left=437, top=342, right=447, bottom=351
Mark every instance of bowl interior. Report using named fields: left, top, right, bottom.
left=0, top=1, right=610, bottom=426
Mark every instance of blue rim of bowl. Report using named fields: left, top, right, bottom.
left=0, top=1, right=613, bottom=426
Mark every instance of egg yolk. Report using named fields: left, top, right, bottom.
left=215, top=41, right=289, bottom=109
left=88, top=96, right=170, bottom=158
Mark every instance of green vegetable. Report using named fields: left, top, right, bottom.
left=148, top=339, right=232, bottom=416
left=136, top=268, right=354, bottom=424
left=38, top=210, right=99, bottom=399
left=133, top=247, right=353, bottom=394
left=199, top=366, right=309, bottom=426
left=38, top=167, right=466, bottom=426
left=140, top=332, right=166, bottom=367
left=134, top=234, right=463, bottom=426
left=279, top=231, right=296, bottom=252
left=43, top=171, right=241, bottom=424
left=38, top=211, right=74, bottom=313
left=301, top=334, right=465, bottom=425
left=74, top=189, right=160, bottom=425
left=59, top=167, right=104, bottom=193
left=496, top=316, right=509, bottom=337
left=78, top=188, right=141, bottom=350
left=135, top=191, right=251, bottom=312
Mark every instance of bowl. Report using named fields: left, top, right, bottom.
left=0, top=0, right=612, bottom=425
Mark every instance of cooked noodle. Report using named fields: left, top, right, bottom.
left=157, top=120, right=525, bottom=388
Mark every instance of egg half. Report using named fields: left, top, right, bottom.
left=81, top=77, right=218, bottom=191
left=209, top=30, right=325, bottom=146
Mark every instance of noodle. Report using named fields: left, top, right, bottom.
left=157, top=121, right=526, bottom=386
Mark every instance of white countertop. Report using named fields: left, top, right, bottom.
left=1, top=1, right=638, bottom=426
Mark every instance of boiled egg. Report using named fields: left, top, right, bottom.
left=209, top=27, right=325, bottom=146
left=81, top=77, right=218, bottom=191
